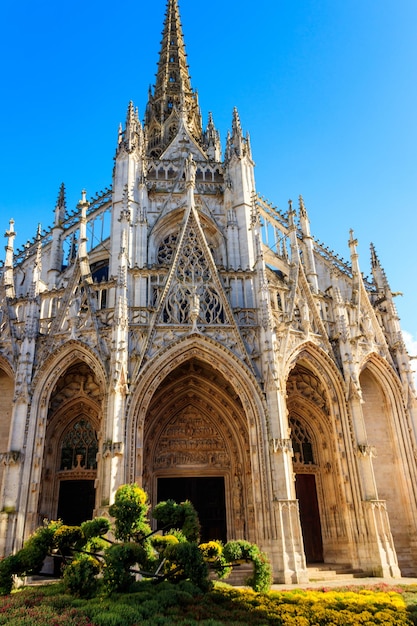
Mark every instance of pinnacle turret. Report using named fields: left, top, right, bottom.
left=225, top=107, right=252, bottom=161
left=55, top=183, right=66, bottom=225
left=3, top=219, right=16, bottom=297
left=370, top=242, right=391, bottom=292
left=145, top=0, right=202, bottom=157
left=117, top=101, right=144, bottom=156
left=203, top=112, right=221, bottom=161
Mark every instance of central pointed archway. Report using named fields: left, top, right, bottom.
left=141, top=357, right=253, bottom=542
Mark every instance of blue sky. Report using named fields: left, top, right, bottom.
left=1, top=0, right=416, bottom=360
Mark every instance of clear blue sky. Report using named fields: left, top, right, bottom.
left=1, top=0, right=416, bottom=356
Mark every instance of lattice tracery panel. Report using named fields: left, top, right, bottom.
left=290, top=416, right=315, bottom=465
left=157, top=234, right=177, bottom=264
left=60, top=419, right=98, bottom=470
left=160, top=225, right=227, bottom=325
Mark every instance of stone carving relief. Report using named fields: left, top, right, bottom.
left=152, top=407, right=230, bottom=470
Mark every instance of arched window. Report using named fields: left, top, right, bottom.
left=290, top=417, right=315, bottom=465
left=60, top=419, right=98, bottom=471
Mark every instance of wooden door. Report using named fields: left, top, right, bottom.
left=295, top=473, right=323, bottom=563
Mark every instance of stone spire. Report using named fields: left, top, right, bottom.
left=145, top=0, right=202, bottom=156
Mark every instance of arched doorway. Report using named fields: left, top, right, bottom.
left=38, top=361, right=102, bottom=525
left=286, top=359, right=350, bottom=566
left=56, top=418, right=98, bottom=525
left=291, top=416, right=323, bottom=563
left=141, top=358, right=253, bottom=543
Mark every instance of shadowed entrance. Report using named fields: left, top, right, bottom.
left=158, top=477, right=227, bottom=543
left=57, top=480, right=95, bottom=526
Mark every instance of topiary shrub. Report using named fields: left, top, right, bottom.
left=0, top=520, right=62, bottom=594
left=81, top=517, right=111, bottom=541
left=151, top=534, right=179, bottom=557
left=109, top=484, right=151, bottom=542
left=198, top=541, right=223, bottom=562
left=63, top=554, right=100, bottom=598
left=103, top=542, right=149, bottom=594
left=54, top=525, right=84, bottom=555
left=223, top=539, right=253, bottom=563
left=246, top=546, right=273, bottom=592
left=152, top=499, right=200, bottom=543
left=222, top=539, right=272, bottom=592
left=15, top=522, right=61, bottom=575
left=165, top=541, right=210, bottom=591
left=199, top=540, right=232, bottom=579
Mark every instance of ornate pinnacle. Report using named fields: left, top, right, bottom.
left=370, top=242, right=390, bottom=291
left=117, top=101, right=143, bottom=156
left=55, top=182, right=66, bottom=225
left=232, top=107, right=242, bottom=135
left=298, top=195, right=307, bottom=219
left=204, top=112, right=221, bottom=160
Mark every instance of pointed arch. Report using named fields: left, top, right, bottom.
left=18, top=341, right=107, bottom=534
left=148, top=206, right=225, bottom=267
left=285, top=341, right=357, bottom=565
left=31, top=340, right=107, bottom=408
left=126, top=334, right=271, bottom=544
left=359, top=352, right=417, bottom=574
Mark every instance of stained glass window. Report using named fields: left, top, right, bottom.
left=60, top=419, right=98, bottom=471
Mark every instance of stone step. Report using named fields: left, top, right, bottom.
left=209, top=562, right=253, bottom=586
left=307, top=563, right=366, bottom=581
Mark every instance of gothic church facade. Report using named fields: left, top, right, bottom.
left=0, top=0, right=416, bottom=583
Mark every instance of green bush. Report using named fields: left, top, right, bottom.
left=152, top=499, right=200, bottom=542
left=0, top=521, right=62, bottom=594
left=80, top=517, right=111, bottom=540
left=165, top=541, right=210, bottom=591
left=108, top=484, right=151, bottom=542
left=222, top=540, right=272, bottom=592
left=54, top=525, right=84, bottom=554
left=103, top=542, right=149, bottom=593
left=63, top=554, right=100, bottom=598
left=0, top=554, right=19, bottom=594
left=199, top=541, right=232, bottom=580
